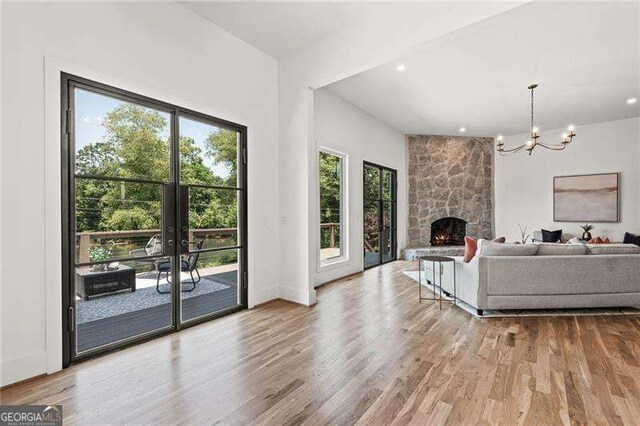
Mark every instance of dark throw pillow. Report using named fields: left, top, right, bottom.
left=541, top=229, right=562, bottom=243
left=623, top=232, right=640, bottom=246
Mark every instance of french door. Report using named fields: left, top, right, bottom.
left=363, top=162, right=397, bottom=269
left=61, top=74, right=247, bottom=365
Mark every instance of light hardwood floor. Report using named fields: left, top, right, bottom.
left=2, top=260, right=640, bottom=425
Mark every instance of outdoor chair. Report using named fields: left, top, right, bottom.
left=129, top=234, right=163, bottom=258
left=155, top=240, right=204, bottom=294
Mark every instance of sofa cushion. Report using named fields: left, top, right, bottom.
left=623, top=232, right=640, bottom=246
left=536, top=243, right=587, bottom=256
left=477, top=239, right=538, bottom=256
left=542, top=229, right=562, bottom=243
left=587, top=244, right=640, bottom=255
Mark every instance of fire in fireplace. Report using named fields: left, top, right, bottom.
left=430, top=217, right=467, bottom=246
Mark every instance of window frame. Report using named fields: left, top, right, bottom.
left=317, top=147, right=349, bottom=269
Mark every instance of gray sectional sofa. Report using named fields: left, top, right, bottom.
left=422, top=239, right=640, bottom=315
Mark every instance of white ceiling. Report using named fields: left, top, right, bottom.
left=178, top=2, right=384, bottom=59
left=178, top=1, right=521, bottom=61
left=324, top=2, right=640, bottom=137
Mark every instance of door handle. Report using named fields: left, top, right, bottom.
left=181, top=239, right=189, bottom=247
left=166, top=239, right=174, bottom=247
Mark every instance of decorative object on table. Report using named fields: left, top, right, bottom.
left=418, top=255, right=457, bottom=309
left=554, top=173, right=619, bottom=222
left=496, top=84, right=576, bottom=156
left=579, top=224, right=594, bottom=241
left=88, top=246, right=112, bottom=272
left=107, top=261, right=120, bottom=271
left=541, top=229, right=562, bottom=243
left=518, top=224, right=531, bottom=244
left=623, top=232, right=640, bottom=246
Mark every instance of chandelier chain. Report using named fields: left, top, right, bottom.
left=530, top=86, right=534, bottom=132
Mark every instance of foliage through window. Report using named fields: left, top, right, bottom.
left=319, top=150, right=345, bottom=262
left=74, top=89, right=240, bottom=268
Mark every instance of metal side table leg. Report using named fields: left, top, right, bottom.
left=418, top=258, right=421, bottom=303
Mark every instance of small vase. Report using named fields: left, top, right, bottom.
left=582, top=231, right=592, bottom=241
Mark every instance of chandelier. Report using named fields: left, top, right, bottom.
left=497, top=84, right=576, bottom=156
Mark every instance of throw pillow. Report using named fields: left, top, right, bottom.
left=623, top=232, right=640, bottom=246
left=603, top=237, right=611, bottom=244
left=463, top=236, right=477, bottom=263
left=463, top=236, right=505, bottom=262
left=541, top=229, right=562, bottom=243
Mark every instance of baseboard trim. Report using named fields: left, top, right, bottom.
left=278, top=285, right=315, bottom=306
left=251, top=286, right=279, bottom=308
left=253, top=298, right=315, bottom=309
left=1, top=351, right=47, bottom=388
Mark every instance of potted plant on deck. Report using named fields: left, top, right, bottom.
left=88, top=246, right=112, bottom=271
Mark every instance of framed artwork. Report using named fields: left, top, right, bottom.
left=553, top=173, right=619, bottom=222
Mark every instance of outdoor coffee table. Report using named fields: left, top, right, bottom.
left=76, top=265, right=136, bottom=300
left=418, top=255, right=457, bottom=309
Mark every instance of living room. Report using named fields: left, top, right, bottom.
left=1, top=1, right=639, bottom=424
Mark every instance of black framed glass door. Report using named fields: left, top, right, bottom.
left=62, top=74, right=247, bottom=364
left=177, top=116, right=246, bottom=323
left=363, top=162, right=397, bottom=269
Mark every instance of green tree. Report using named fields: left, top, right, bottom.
left=75, top=104, right=238, bottom=234
left=319, top=152, right=342, bottom=248
left=204, top=128, right=238, bottom=187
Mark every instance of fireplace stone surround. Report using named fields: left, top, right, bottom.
left=406, top=135, right=494, bottom=252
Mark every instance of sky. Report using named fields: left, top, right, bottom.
left=75, top=88, right=233, bottom=180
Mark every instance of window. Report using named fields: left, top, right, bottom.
left=319, top=149, right=346, bottom=264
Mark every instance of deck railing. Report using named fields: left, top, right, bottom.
left=77, top=223, right=341, bottom=262
left=320, top=223, right=340, bottom=249
left=76, top=228, right=237, bottom=263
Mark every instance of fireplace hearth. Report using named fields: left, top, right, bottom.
left=430, top=217, right=467, bottom=246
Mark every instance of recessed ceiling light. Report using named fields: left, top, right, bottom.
left=396, top=64, right=406, bottom=72
left=627, top=97, right=638, bottom=105
left=459, top=127, right=466, bottom=133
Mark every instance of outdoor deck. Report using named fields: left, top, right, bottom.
left=76, top=266, right=238, bottom=353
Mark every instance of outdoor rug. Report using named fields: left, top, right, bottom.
left=77, top=274, right=232, bottom=324
left=403, top=270, right=640, bottom=318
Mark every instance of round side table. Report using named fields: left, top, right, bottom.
left=418, top=255, right=457, bottom=309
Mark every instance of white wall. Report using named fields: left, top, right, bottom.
left=312, top=89, right=406, bottom=285
left=495, top=117, right=640, bottom=242
left=278, top=3, right=523, bottom=306
left=0, top=2, right=279, bottom=386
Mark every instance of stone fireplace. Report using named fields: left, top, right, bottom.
left=406, top=135, right=494, bottom=248
left=430, top=217, right=467, bottom=246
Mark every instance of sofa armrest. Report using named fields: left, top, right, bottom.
left=419, top=256, right=482, bottom=309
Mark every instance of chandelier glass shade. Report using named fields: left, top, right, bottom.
left=497, top=84, right=576, bottom=156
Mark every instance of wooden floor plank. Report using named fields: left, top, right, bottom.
left=2, top=261, right=639, bottom=425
